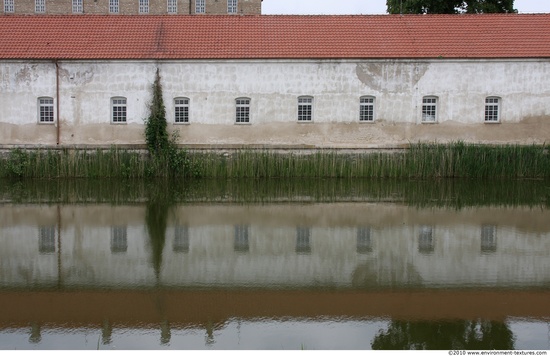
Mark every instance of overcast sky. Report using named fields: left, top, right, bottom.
left=262, top=0, right=550, bottom=15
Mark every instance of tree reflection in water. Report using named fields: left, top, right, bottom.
left=145, top=181, right=174, bottom=282
left=372, top=319, right=514, bottom=350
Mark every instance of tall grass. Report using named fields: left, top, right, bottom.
left=186, top=143, right=550, bottom=179
left=0, top=143, right=549, bottom=179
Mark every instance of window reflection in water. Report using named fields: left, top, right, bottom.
left=234, top=224, right=249, bottom=252
left=481, top=225, right=497, bottom=253
left=111, top=226, right=127, bottom=253
left=173, top=225, right=189, bottom=253
left=38, top=226, right=56, bottom=254
left=296, top=226, right=311, bottom=254
left=418, top=225, right=434, bottom=254
left=357, top=227, right=372, bottom=253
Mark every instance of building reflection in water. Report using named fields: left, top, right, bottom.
left=0, top=200, right=548, bottom=349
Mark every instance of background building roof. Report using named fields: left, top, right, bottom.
left=1, top=14, right=550, bottom=60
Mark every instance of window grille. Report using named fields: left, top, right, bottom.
left=111, top=97, right=127, bottom=123
left=422, top=96, right=437, bottom=122
left=359, top=96, right=375, bottom=122
left=35, top=0, right=45, bottom=13
left=196, top=0, right=205, bottom=13
left=4, top=0, right=14, bottom=13
left=72, top=0, right=83, bottom=13
left=228, top=0, right=237, bottom=13
left=174, top=98, right=189, bottom=123
left=298, top=96, right=313, bottom=121
left=167, top=0, right=177, bottom=13
left=109, top=0, right=119, bottom=13
left=485, top=97, right=500, bottom=122
left=38, top=97, right=54, bottom=123
left=139, top=0, right=149, bottom=13
left=236, top=98, right=250, bottom=123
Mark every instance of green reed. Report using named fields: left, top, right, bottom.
left=188, top=143, right=549, bottom=179
left=0, top=143, right=549, bottom=179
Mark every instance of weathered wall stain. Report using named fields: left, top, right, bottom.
left=59, top=66, right=95, bottom=86
left=356, top=62, right=428, bottom=92
left=15, top=64, right=40, bottom=86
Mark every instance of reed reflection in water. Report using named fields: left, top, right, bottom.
left=0, top=178, right=549, bottom=350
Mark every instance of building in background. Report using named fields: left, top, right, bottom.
left=0, top=0, right=262, bottom=15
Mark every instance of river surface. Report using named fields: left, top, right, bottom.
left=0, top=179, right=549, bottom=350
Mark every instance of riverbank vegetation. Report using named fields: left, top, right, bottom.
left=0, top=143, right=548, bottom=179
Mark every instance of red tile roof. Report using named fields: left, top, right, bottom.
left=1, top=14, right=550, bottom=60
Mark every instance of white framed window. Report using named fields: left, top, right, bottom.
left=236, top=97, right=250, bottom=123
left=111, top=97, right=127, bottom=124
left=139, top=0, right=149, bottom=13
left=35, top=0, right=45, bottom=13
left=298, top=96, right=313, bottom=122
left=109, top=0, right=119, bottom=13
left=167, top=0, right=177, bottom=13
left=228, top=0, right=237, bottom=13
left=195, top=0, right=205, bottom=13
left=4, top=0, right=15, bottom=13
left=38, top=97, right=54, bottom=123
left=72, top=0, right=83, bottom=13
left=174, top=97, right=189, bottom=123
left=359, top=96, right=375, bottom=122
left=485, top=97, right=500, bottom=122
left=422, top=96, right=438, bottom=123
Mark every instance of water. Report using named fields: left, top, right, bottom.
left=0, top=179, right=549, bottom=350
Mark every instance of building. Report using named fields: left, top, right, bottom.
left=1, top=14, right=550, bottom=148
left=0, top=0, right=262, bottom=15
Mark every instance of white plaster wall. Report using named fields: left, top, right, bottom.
left=1, top=59, right=550, bottom=146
